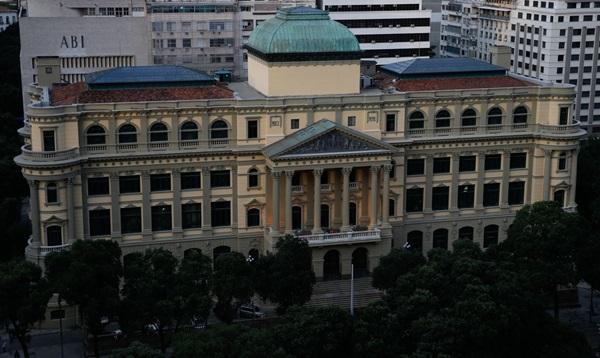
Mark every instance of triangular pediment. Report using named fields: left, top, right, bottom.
left=264, top=120, right=394, bottom=159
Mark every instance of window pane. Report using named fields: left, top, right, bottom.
left=483, top=225, right=499, bottom=248
left=43, top=130, right=56, bottom=151
left=88, top=177, right=109, bottom=196
left=406, top=159, right=425, bottom=175
left=509, top=153, right=527, bottom=169
left=210, top=170, right=230, bottom=188
left=182, top=203, right=202, bottom=229
left=406, top=188, right=423, bottom=212
left=508, top=182, right=525, bottom=205
left=119, top=175, right=140, bottom=193
left=458, top=185, right=475, bottom=208
left=459, top=156, right=476, bottom=172
left=150, top=174, right=171, bottom=191
left=121, top=207, right=141, bottom=234
left=247, top=120, right=258, bottom=139
left=47, top=184, right=58, bottom=203
left=181, top=172, right=201, bottom=190
left=211, top=201, right=231, bottom=227
left=152, top=205, right=172, bottom=231
left=433, top=157, right=450, bottom=173
left=432, top=186, right=449, bottom=211
left=89, top=209, right=111, bottom=236
left=483, top=183, right=500, bottom=206
left=484, top=154, right=502, bottom=170
left=47, top=226, right=62, bottom=246
left=247, top=208, right=260, bottom=227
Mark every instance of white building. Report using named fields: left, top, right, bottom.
left=318, top=0, right=432, bottom=64
left=0, top=5, right=17, bottom=31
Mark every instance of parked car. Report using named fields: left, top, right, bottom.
left=191, top=316, right=207, bottom=330
left=238, top=303, right=265, bottom=319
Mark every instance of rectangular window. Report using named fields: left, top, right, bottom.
left=88, top=177, right=109, bottom=196
left=151, top=205, right=172, bottom=231
left=432, top=186, right=449, bottom=211
left=210, top=170, right=230, bottom=188
left=119, top=175, right=140, bottom=193
left=459, top=156, right=476, bottom=172
left=559, top=107, right=569, bottom=125
left=509, top=153, right=527, bottom=169
left=291, top=118, right=300, bottom=129
left=120, top=207, right=141, bottom=234
left=406, top=188, right=423, bottom=212
left=43, top=130, right=56, bottom=151
left=247, top=119, right=258, bottom=139
left=211, top=201, right=231, bottom=227
left=181, top=172, right=201, bottom=190
left=484, top=154, right=502, bottom=170
left=385, top=113, right=396, bottom=132
left=182, top=203, right=202, bottom=229
left=182, top=38, right=191, bottom=48
left=347, top=116, right=356, bottom=127
left=406, top=159, right=425, bottom=175
left=458, top=185, right=475, bottom=208
left=89, top=209, right=111, bottom=236
left=483, top=183, right=500, bottom=207
left=150, top=174, right=171, bottom=192
left=167, top=39, right=176, bottom=48
left=433, top=157, right=451, bottom=173
left=508, top=182, right=525, bottom=205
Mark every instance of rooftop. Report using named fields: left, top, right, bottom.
left=85, top=66, right=216, bottom=90
left=380, top=58, right=507, bottom=79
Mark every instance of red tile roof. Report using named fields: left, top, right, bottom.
left=377, top=75, right=535, bottom=92
left=50, top=82, right=234, bottom=105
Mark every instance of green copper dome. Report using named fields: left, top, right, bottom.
left=245, top=7, right=361, bottom=62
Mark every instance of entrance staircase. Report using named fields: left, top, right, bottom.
left=307, top=276, right=383, bottom=310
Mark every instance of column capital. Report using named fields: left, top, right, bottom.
left=452, top=153, right=460, bottom=161
left=313, top=168, right=324, bottom=176
left=342, top=167, right=353, bottom=175
left=201, top=165, right=211, bottom=172
left=171, top=168, right=181, bottom=175
left=285, top=170, right=295, bottom=178
left=370, top=165, right=380, bottom=173
left=272, top=170, right=282, bottom=178
left=141, top=170, right=150, bottom=178
left=28, top=179, right=38, bottom=188
left=65, top=177, right=75, bottom=185
left=382, top=164, right=394, bottom=173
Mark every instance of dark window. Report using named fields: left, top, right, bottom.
left=432, top=186, right=449, bottom=211
left=461, top=108, right=477, bottom=126
left=389, top=161, right=396, bottom=179
left=408, top=111, right=425, bottom=129
left=458, top=184, right=475, bottom=208
left=119, top=175, right=140, bottom=193
left=247, top=208, right=260, bottom=227
left=88, top=177, right=109, bottom=196
left=487, top=107, right=503, bottom=125
left=406, top=159, right=425, bottom=175
left=433, top=157, right=450, bottom=173
left=86, top=125, right=106, bottom=145
left=182, top=203, right=202, bottom=229
left=118, top=124, right=137, bottom=143
left=121, top=207, right=141, bottom=234
left=152, top=205, right=172, bottom=231
left=149, top=122, right=168, bottom=142
left=210, top=120, right=228, bottom=139
left=485, top=154, right=502, bottom=170
left=459, top=226, right=474, bottom=240
left=513, top=106, right=528, bottom=124
left=385, top=113, right=396, bottom=132
left=510, top=153, right=527, bottom=169
left=89, top=209, right=111, bottom=236
left=150, top=174, right=171, bottom=191
left=406, top=188, right=423, bottom=212
left=247, top=119, right=258, bottom=139
left=406, top=231, right=423, bottom=252
left=559, top=107, right=569, bottom=125
left=459, top=156, right=476, bottom=172
left=248, top=169, right=259, bottom=187
left=291, top=119, right=300, bottom=129
left=389, top=199, right=395, bottom=216
left=483, top=183, right=500, bottom=207
left=180, top=121, right=198, bottom=141
left=435, top=110, right=451, bottom=128
left=46, top=226, right=62, bottom=246
left=483, top=225, right=499, bottom=248
left=508, top=181, right=525, bottom=205
left=558, top=153, right=567, bottom=170
left=181, top=172, right=201, bottom=190
left=46, top=183, right=58, bottom=203
left=553, top=190, right=565, bottom=206
left=210, top=170, right=230, bottom=188
left=43, top=130, right=56, bottom=151
left=211, top=201, right=231, bottom=227
left=347, top=116, right=356, bottom=127
left=432, top=229, right=448, bottom=249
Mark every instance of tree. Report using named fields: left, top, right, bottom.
left=254, top=236, right=316, bottom=313
left=576, top=139, right=600, bottom=229
left=371, top=248, right=425, bottom=291
left=45, top=240, right=122, bottom=358
left=575, top=233, right=600, bottom=320
left=109, top=341, right=162, bottom=358
left=0, top=260, right=51, bottom=358
left=174, top=249, right=213, bottom=330
left=501, top=201, right=582, bottom=319
left=212, top=252, right=254, bottom=323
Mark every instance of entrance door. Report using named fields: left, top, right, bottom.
left=292, top=206, right=302, bottom=230
left=323, top=250, right=341, bottom=280
left=352, top=247, right=368, bottom=277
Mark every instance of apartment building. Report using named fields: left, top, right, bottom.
left=0, top=5, right=17, bottom=31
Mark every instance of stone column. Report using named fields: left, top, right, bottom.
left=66, top=177, right=76, bottom=243
left=284, top=170, right=294, bottom=234
left=341, top=167, right=352, bottom=232
left=202, top=166, right=212, bottom=232
left=172, top=169, right=182, bottom=237
left=543, top=149, right=552, bottom=201
left=450, top=154, right=459, bottom=211
left=568, top=148, right=579, bottom=207
left=313, top=169, right=323, bottom=234
left=110, top=173, right=121, bottom=239
left=272, top=170, right=281, bottom=235
left=475, top=153, right=485, bottom=209
left=28, top=180, right=41, bottom=247
left=369, top=166, right=379, bottom=229
left=500, top=150, right=510, bottom=208
left=382, top=164, right=392, bottom=227
left=141, top=171, right=152, bottom=240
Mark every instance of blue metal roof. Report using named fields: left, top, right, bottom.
left=380, top=58, right=507, bottom=79
left=85, top=66, right=215, bottom=89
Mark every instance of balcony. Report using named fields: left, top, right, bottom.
left=20, top=144, right=79, bottom=162
left=298, top=229, right=381, bottom=247
left=349, top=182, right=361, bottom=191
left=320, top=184, right=333, bottom=192
left=292, top=185, right=304, bottom=194
left=405, top=123, right=583, bottom=139
left=25, top=237, right=71, bottom=257
left=17, top=119, right=31, bottom=137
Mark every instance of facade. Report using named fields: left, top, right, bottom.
left=17, top=9, right=582, bottom=284
left=440, top=0, right=513, bottom=67
left=0, top=5, right=17, bottom=31
left=317, top=0, right=432, bottom=64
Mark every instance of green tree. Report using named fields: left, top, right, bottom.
left=0, top=260, right=51, bottom=358
left=174, top=249, right=213, bottom=329
left=45, top=240, right=122, bottom=358
left=212, top=252, right=254, bottom=323
left=254, top=236, right=315, bottom=313
left=371, top=248, right=426, bottom=291
left=109, top=341, right=162, bottom=358
left=576, top=139, right=600, bottom=229
left=575, top=233, right=600, bottom=320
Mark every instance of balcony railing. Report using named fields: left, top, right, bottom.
left=298, top=229, right=381, bottom=247
left=320, top=184, right=333, bottom=192
left=292, top=185, right=304, bottom=194
left=349, top=182, right=361, bottom=191
left=20, top=144, right=79, bottom=162
left=405, top=123, right=582, bottom=138
left=25, top=237, right=71, bottom=257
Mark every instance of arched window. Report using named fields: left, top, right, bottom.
left=408, top=111, right=425, bottom=129
left=46, top=225, right=62, bottom=246
left=513, top=106, right=528, bottom=124
left=213, top=246, right=231, bottom=263
left=458, top=226, right=474, bottom=241
left=407, top=231, right=423, bottom=252
left=46, top=182, right=58, bottom=203
left=210, top=120, right=228, bottom=139
left=248, top=168, right=259, bottom=188
left=352, top=247, right=369, bottom=276
left=180, top=121, right=198, bottom=141
left=118, top=124, right=137, bottom=144
left=247, top=208, right=260, bottom=227
left=487, top=107, right=503, bottom=125
left=433, top=228, right=449, bottom=250
left=86, top=125, right=106, bottom=145
left=553, top=190, right=565, bottom=207
left=461, top=108, right=477, bottom=127
left=435, top=110, right=451, bottom=128
left=149, top=122, right=169, bottom=142
left=323, top=250, right=341, bottom=280
left=483, top=225, right=499, bottom=248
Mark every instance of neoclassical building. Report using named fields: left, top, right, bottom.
left=17, top=7, right=582, bottom=280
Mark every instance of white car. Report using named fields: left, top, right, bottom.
left=238, top=304, right=265, bottom=319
